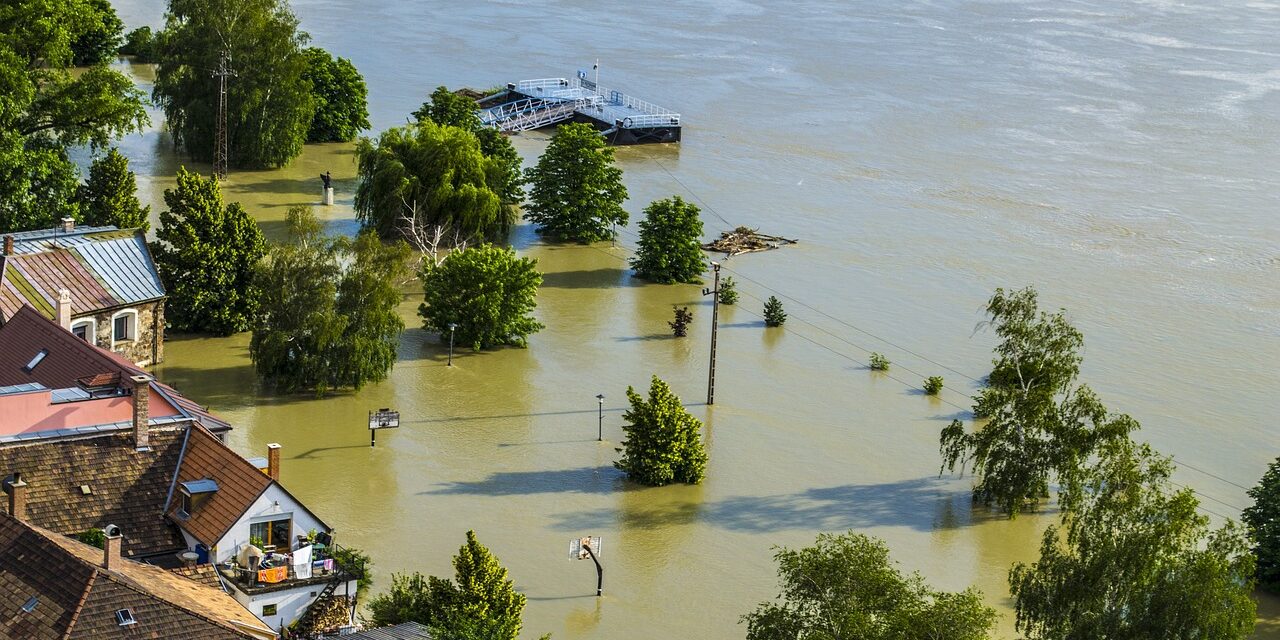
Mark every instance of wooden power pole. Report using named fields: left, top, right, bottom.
left=702, top=262, right=721, bottom=405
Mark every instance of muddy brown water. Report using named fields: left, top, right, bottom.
left=97, top=1, right=1280, bottom=637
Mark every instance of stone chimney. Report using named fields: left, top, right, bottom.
left=267, top=443, right=281, bottom=481
left=2, top=235, right=12, bottom=256
left=56, top=289, right=72, bottom=330
left=130, top=375, right=151, bottom=450
left=7, top=472, right=27, bottom=521
left=60, top=217, right=75, bottom=234
left=103, top=525, right=122, bottom=571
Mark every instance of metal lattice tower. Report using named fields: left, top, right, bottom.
left=211, top=51, right=235, bottom=179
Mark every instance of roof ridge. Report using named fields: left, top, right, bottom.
left=62, top=562, right=97, bottom=640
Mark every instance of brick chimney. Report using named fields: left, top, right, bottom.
left=267, top=443, right=281, bottom=481
left=129, top=375, right=151, bottom=450
left=2, top=235, right=12, bottom=256
left=56, top=289, right=72, bottom=330
left=103, top=525, right=122, bottom=571
left=60, top=217, right=75, bottom=234
left=7, top=472, right=27, bottom=521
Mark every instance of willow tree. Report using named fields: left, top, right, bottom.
left=1010, top=440, right=1256, bottom=639
left=355, top=120, right=514, bottom=243
left=524, top=122, right=627, bottom=243
left=414, top=86, right=525, bottom=205
left=939, top=287, right=1135, bottom=517
left=0, top=0, right=147, bottom=232
left=153, top=0, right=315, bottom=168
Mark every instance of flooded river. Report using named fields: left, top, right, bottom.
left=104, top=0, right=1280, bottom=637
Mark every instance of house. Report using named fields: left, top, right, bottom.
left=0, top=305, right=360, bottom=635
left=0, top=221, right=166, bottom=367
left=0, top=508, right=276, bottom=639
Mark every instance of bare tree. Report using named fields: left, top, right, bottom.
left=397, top=197, right=469, bottom=271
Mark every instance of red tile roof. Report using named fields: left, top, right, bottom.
left=169, top=427, right=273, bottom=546
left=0, top=511, right=275, bottom=639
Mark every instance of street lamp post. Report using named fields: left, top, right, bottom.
left=447, top=323, right=457, bottom=367
left=596, top=394, right=605, bottom=441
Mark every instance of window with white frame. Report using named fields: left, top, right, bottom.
left=111, top=310, right=136, bottom=343
left=71, top=319, right=96, bottom=345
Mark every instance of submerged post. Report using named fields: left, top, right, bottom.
left=585, top=544, right=603, bottom=597
left=702, top=262, right=722, bottom=405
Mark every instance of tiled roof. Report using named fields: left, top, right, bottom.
left=170, top=426, right=273, bottom=546
left=0, top=512, right=275, bottom=639
left=334, top=622, right=433, bottom=639
left=0, top=227, right=164, bottom=321
left=167, top=563, right=224, bottom=590
left=0, top=428, right=190, bottom=558
left=0, top=304, right=230, bottom=433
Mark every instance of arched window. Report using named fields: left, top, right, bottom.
left=111, top=310, right=137, bottom=344
left=71, top=318, right=97, bottom=346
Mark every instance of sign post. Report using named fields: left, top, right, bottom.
left=368, top=408, right=400, bottom=447
left=568, top=536, right=603, bottom=597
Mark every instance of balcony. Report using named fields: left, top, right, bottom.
left=217, top=546, right=356, bottom=596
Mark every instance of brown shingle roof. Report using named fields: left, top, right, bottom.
left=167, top=563, right=224, bottom=590
left=0, top=429, right=189, bottom=557
left=0, top=512, right=275, bottom=639
left=170, top=426, right=273, bottom=546
left=0, top=304, right=231, bottom=433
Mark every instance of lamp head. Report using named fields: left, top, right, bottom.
left=596, top=394, right=604, bottom=403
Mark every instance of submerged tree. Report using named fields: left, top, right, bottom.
left=1010, top=439, right=1256, bottom=639
left=77, top=148, right=150, bottom=232
left=355, top=120, right=513, bottom=242
left=367, top=531, right=526, bottom=640
left=1244, top=455, right=1280, bottom=593
left=418, top=244, right=543, bottom=350
left=251, top=207, right=410, bottom=394
left=524, top=122, right=627, bottom=243
left=414, top=86, right=525, bottom=206
left=615, top=375, right=708, bottom=486
left=762, top=296, right=786, bottom=327
left=302, top=47, right=369, bottom=143
left=152, top=167, right=265, bottom=335
left=153, top=0, right=315, bottom=168
left=743, top=531, right=996, bottom=640
left=717, top=276, right=739, bottom=305
left=0, top=0, right=148, bottom=232
left=630, top=195, right=705, bottom=284
left=940, top=287, right=1136, bottom=517
left=669, top=306, right=693, bottom=337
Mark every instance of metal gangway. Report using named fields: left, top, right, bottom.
left=480, top=95, right=597, bottom=132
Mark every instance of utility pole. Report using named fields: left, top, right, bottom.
left=701, top=262, right=721, bottom=405
left=212, top=50, right=235, bottom=180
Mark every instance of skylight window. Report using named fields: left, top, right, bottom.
left=114, top=608, right=136, bottom=626
left=22, top=349, right=48, bottom=373
left=21, top=597, right=37, bottom=613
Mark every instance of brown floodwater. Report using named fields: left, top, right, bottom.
left=100, top=0, right=1280, bottom=637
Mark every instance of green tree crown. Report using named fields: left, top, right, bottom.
left=152, top=167, right=265, bottom=335
left=743, top=531, right=997, bottom=640
left=71, top=0, right=124, bottom=66
left=1010, top=439, right=1256, bottom=639
left=153, top=0, right=315, bottom=168
left=615, top=375, right=708, bottom=486
left=413, top=87, right=525, bottom=206
left=1244, top=456, right=1280, bottom=592
left=302, top=47, right=369, bottom=142
left=762, top=296, right=786, bottom=327
left=524, top=122, right=627, bottom=243
left=630, top=195, right=705, bottom=284
left=418, top=244, right=543, bottom=350
left=77, top=148, right=150, bottom=232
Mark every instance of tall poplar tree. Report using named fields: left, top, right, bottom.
left=152, top=167, right=265, bottom=335
left=630, top=195, right=706, bottom=284
left=153, top=0, right=315, bottom=168
left=615, top=375, right=708, bottom=486
left=524, top=122, right=627, bottom=243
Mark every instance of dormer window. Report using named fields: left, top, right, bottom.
left=177, top=479, right=219, bottom=517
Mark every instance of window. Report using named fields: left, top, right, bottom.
left=249, top=517, right=292, bottom=550
left=71, top=319, right=95, bottom=345
left=262, top=604, right=277, bottom=617
left=179, top=493, right=192, bottom=518
left=114, top=609, right=136, bottom=626
left=111, top=311, right=136, bottom=343
left=22, top=350, right=47, bottom=373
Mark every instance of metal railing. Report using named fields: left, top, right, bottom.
left=507, top=77, right=681, bottom=129
left=516, top=78, right=572, bottom=93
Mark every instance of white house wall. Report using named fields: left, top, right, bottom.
left=230, top=580, right=359, bottom=631
left=214, top=483, right=327, bottom=563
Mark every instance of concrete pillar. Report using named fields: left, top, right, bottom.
left=323, top=187, right=334, bottom=206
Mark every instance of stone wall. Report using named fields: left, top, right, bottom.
left=76, top=300, right=165, bottom=367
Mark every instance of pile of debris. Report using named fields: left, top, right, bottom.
left=702, top=227, right=798, bottom=257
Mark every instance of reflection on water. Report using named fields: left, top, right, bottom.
left=108, top=0, right=1280, bottom=637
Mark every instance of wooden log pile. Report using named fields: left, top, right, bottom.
left=702, top=227, right=798, bottom=257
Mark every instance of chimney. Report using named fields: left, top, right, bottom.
left=60, top=217, right=75, bottom=234
left=2, top=235, right=12, bottom=256
left=56, top=289, right=72, bottom=330
left=7, top=472, right=27, bottom=521
left=129, top=375, right=151, bottom=450
left=266, top=443, right=281, bottom=481
left=103, top=525, right=122, bottom=571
